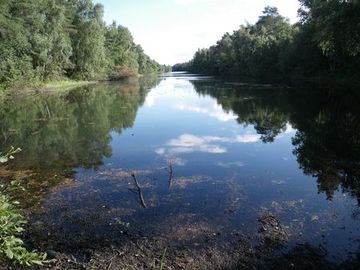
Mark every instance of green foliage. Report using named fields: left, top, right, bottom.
left=174, top=6, right=294, bottom=81
left=0, top=0, right=169, bottom=89
left=70, top=2, right=108, bottom=80
left=298, top=0, right=360, bottom=72
left=0, top=185, right=51, bottom=266
left=104, top=22, right=171, bottom=79
left=0, top=146, right=21, bottom=164
left=175, top=2, right=360, bottom=83
left=0, top=150, right=53, bottom=266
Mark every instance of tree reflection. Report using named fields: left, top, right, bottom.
left=2, top=77, right=360, bottom=205
left=291, top=90, right=360, bottom=202
left=191, top=80, right=290, bottom=142
left=191, top=80, right=360, bottom=203
left=0, top=76, right=160, bottom=173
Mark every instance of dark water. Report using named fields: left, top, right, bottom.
left=1, top=73, right=360, bottom=262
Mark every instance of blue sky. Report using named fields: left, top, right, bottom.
left=94, top=0, right=300, bottom=65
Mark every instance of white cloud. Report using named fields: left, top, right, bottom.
left=144, top=78, right=195, bottom=108
left=167, top=134, right=227, bottom=154
left=155, top=148, right=166, bottom=155
left=275, top=123, right=297, bottom=139
left=284, top=123, right=296, bottom=134
left=143, top=78, right=238, bottom=125
left=175, top=102, right=238, bottom=122
left=235, top=134, right=261, bottom=143
left=175, top=0, right=218, bottom=5
left=98, top=0, right=300, bottom=65
left=144, top=93, right=156, bottom=107
left=155, top=133, right=261, bottom=157
left=215, top=161, right=244, bottom=168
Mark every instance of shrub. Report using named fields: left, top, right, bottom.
left=0, top=148, right=53, bottom=267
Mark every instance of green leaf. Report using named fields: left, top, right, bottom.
left=0, top=156, right=8, bottom=163
left=31, top=260, right=44, bottom=266
left=5, top=248, right=14, bottom=259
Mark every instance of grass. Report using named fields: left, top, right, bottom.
left=160, top=248, right=167, bottom=270
left=40, top=79, right=97, bottom=92
left=0, top=79, right=97, bottom=94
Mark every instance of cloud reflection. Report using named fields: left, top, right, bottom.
left=175, top=103, right=238, bottom=122
left=156, top=134, right=227, bottom=155
left=155, top=133, right=261, bottom=156
left=215, top=161, right=245, bottom=168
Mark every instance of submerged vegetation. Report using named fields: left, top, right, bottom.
left=174, top=1, right=360, bottom=84
left=0, top=149, right=51, bottom=267
left=0, top=0, right=171, bottom=90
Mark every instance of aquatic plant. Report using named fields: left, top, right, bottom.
left=0, top=148, right=53, bottom=266
left=0, top=146, right=21, bottom=164
left=160, top=248, right=167, bottom=270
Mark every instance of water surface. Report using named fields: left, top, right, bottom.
left=1, top=73, right=360, bottom=263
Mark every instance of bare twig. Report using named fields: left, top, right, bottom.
left=165, top=161, right=173, bottom=189
left=131, top=173, right=147, bottom=208
left=106, top=247, right=122, bottom=270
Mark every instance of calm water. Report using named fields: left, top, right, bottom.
left=1, top=73, right=360, bottom=261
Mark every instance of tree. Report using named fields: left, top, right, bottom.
left=70, top=2, right=107, bottom=79
left=174, top=2, right=360, bottom=83
left=30, top=0, right=73, bottom=80
left=298, top=0, right=360, bottom=71
left=0, top=0, right=167, bottom=89
left=175, top=6, right=294, bottom=82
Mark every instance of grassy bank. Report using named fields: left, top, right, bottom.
left=0, top=79, right=97, bottom=94
left=39, top=80, right=97, bottom=93
left=1, top=72, right=162, bottom=94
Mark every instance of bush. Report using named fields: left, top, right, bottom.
left=0, top=148, right=53, bottom=267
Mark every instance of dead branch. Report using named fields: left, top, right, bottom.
left=131, top=173, right=147, bottom=208
left=165, top=161, right=173, bottom=189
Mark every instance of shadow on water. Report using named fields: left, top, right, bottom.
left=1, top=73, right=360, bottom=268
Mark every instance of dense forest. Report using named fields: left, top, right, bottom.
left=0, top=0, right=170, bottom=89
left=173, top=0, right=360, bottom=84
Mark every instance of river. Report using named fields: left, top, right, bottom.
left=1, top=72, right=360, bottom=268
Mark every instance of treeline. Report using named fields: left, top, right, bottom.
left=174, top=1, right=360, bottom=83
left=0, top=0, right=171, bottom=89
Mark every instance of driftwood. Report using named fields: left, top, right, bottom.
left=165, top=162, right=173, bottom=189
left=130, top=173, right=147, bottom=208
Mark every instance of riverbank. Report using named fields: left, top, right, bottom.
left=38, top=80, right=98, bottom=93
left=0, top=72, right=163, bottom=95
left=184, top=71, right=360, bottom=91
left=0, top=80, right=97, bottom=97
